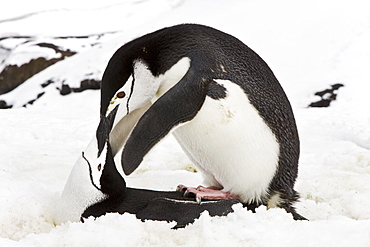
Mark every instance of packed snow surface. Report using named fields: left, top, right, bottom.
left=1, top=0, right=370, bottom=246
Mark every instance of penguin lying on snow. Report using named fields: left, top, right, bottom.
left=54, top=23, right=306, bottom=224
left=54, top=110, right=240, bottom=228
left=82, top=108, right=240, bottom=228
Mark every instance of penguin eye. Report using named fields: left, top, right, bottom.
left=97, top=164, right=101, bottom=171
left=116, top=91, right=126, bottom=98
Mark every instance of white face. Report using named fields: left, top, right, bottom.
left=99, top=60, right=165, bottom=158
left=105, top=57, right=191, bottom=126
left=105, top=82, right=130, bottom=118
left=81, top=143, right=108, bottom=191
left=105, top=60, right=161, bottom=123
left=53, top=139, right=107, bottom=225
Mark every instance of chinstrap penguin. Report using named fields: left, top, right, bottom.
left=56, top=107, right=239, bottom=228
left=82, top=140, right=239, bottom=229
left=54, top=23, right=306, bottom=223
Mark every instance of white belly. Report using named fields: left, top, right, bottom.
left=173, top=79, right=280, bottom=203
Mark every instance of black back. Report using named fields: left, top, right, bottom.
left=100, top=24, right=299, bottom=198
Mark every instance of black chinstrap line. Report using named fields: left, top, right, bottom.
left=82, top=152, right=101, bottom=191
left=126, top=74, right=135, bottom=114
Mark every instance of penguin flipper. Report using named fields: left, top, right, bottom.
left=121, top=69, right=207, bottom=175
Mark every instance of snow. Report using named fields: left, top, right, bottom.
left=0, top=43, right=60, bottom=72
left=1, top=0, right=370, bottom=246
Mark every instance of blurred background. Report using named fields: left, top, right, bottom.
left=1, top=0, right=369, bottom=109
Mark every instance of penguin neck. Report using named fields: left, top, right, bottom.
left=53, top=138, right=106, bottom=224
left=81, top=142, right=127, bottom=219
left=152, top=57, right=191, bottom=101
left=125, top=56, right=191, bottom=106
left=99, top=143, right=127, bottom=198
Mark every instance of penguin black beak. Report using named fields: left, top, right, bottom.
left=96, top=105, right=119, bottom=156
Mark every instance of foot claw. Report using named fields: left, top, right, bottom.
left=196, top=194, right=202, bottom=203
left=183, top=190, right=190, bottom=197
left=176, top=184, right=187, bottom=192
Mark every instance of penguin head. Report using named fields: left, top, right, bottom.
left=54, top=107, right=125, bottom=225
left=81, top=142, right=106, bottom=192
left=99, top=37, right=192, bottom=125
left=100, top=58, right=163, bottom=123
left=82, top=139, right=126, bottom=197
left=89, top=106, right=126, bottom=197
left=99, top=43, right=192, bottom=176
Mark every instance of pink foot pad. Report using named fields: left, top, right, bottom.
left=176, top=184, right=239, bottom=203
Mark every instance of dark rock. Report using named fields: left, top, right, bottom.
left=0, top=42, right=76, bottom=95
left=0, top=77, right=101, bottom=109
left=0, top=57, right=60, bottom=95
left=41, top=79, right=54, bottom=88
left=23, top=92, right=45, bottom=107
left=59, top=79, right=101, bottom=95
left=0, top=100, right=12, bottom=109
left=72, top=79, right=101, bottom=92
left=0, top=33, right=116, bottom=108
left=36, top=43, right=76, bottom=57
left=308, top=83, right=344, bottom=108
left=309, top=99, right=331, bottom=108
left=60, top=84, right=72, bottom=95
left=331, top=83, right=344, bottom=90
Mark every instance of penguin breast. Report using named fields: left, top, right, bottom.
left=172, top=79, right=280, bottom=203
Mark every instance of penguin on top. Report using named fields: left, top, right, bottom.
left=54, top=23, right=306, bottom=224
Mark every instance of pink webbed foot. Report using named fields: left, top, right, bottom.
left=176, top=184, right=239, bottom=203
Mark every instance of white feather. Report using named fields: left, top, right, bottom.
left=53, top=139, right=106, bottom=224
left=173, top=79, right=280, bottom=203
